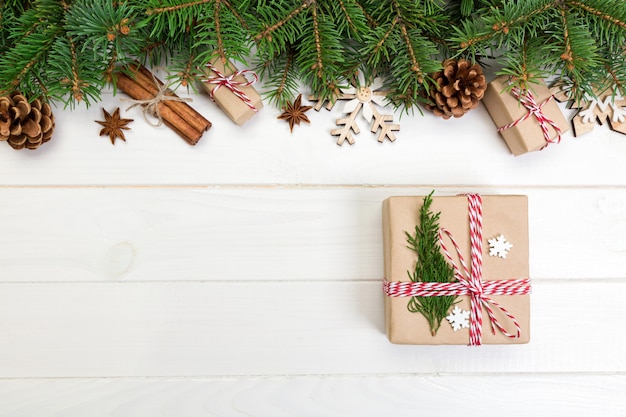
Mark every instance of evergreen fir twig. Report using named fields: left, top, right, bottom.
left=250, top=0, right=366, bottom=106
left=453, top=0, right=626, bottom=103
left=359, top=0, right=447, bottom=110
left=257, top=48, right=299, bottom=106
left=0, top=0, right=624, bottom=113
left=405, top=192, right=457, bottom=337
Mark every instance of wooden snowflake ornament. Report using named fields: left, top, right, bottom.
left=309, top=75, right=399, bottom=145
left=551, top=84, right=626, bottom=136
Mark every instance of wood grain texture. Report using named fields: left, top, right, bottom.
left=1, top=80, right=625, bottom=414
left=0, top=187, right=624, bottom=282
left=0, top=280, right=624, bottom=377
left=0, top=93, right=625, bottom=186
left=1, top=375, right=625, bottom=417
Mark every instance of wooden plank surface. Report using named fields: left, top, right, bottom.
left=0, top=280, right=624, bottom=377
left=1, top=78, right=625, bottom=415
left=0, top=94, right=625, bottom=186
left=0, top=187, right=624, bottom=282
left=1, top=375, right=625, bottom=417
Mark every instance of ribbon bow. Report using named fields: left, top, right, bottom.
left=383, top=194, right=531, bottom=346
left=204, top=63, right=259, bottom=112
left=497, top=84, right=562, bottom=148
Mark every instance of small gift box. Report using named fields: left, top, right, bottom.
left=200, top=57, right=263, bottom=125
left=382, top=194, right=531, bottom=345
left=483, top=75, right=569, bottom=156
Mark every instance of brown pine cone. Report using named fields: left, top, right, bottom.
left=425, top=58, right=486, bottom=119
left=0, top=92, right=55, bottom=150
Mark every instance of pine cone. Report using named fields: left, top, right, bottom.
left=0, top=93, right=55, bottom=150
left=425, top=59, right=486, bottom=119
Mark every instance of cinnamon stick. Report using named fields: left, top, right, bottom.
left=115, top=72, right=203, bottom=145
left=128, top=63, right=212, bottom=134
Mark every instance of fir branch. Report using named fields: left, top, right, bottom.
left=323, top=0, right=367, bottom=38
left=359, top=0, right=448, bottom=111
left=455, top=0, right=556, bottom=52
left=497, top=31, right=554, bottom=90
left=336, top=0, right=358, bottom=35
left=452, top=0, right=625, bottom=103
left=256, top=49, right=300, bottom=106
left=405, top=192, right=457, bottom=337
left=559, top=7, right=574, bottom=72
left=311, top=2, right=323, bottom=78
left=569, top=0, right=626, bottom=31
left=221, top=0, right=249, bottom=30
left=67, top=36, right=83, bottom=101
left=353, top=0, right=377, bottom=28
left=145, top=0, right=213, bottom=14
left=275, top=49, right=296, bottom=103
left=251, top=0, right=361, bottom=106
left=604, top=52, right=626, bottom=95
left=399, top=20, right=422, bottom=82
left=362, top=17, right=398, bottom=68
left=253, top=1, right=310, bottom=43
left=295, top=6, right=346, bottom=99
left=0, top=0, right=65, bottom=97
left=214, top=0, right=225, bottom=63
left=2, top=0, right=625, bottom=111
left=553, top=7, right=603, bottom=101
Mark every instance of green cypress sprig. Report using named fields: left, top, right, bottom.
left=405, top=192, right=457, bottom=337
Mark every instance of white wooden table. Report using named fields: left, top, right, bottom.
left=1, top=85, right=625, bottom=416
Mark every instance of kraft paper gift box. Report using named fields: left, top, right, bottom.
left=483, top=75, right=569, bottom=156
left=200, top=57, right=263, bottom=125
left=382, top=195, right=530, bottom=345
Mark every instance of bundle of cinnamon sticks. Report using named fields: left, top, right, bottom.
left=115, top=63, right=211, bottom=145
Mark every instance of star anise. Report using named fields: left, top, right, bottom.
left=277, top=94, right=312, bottom=132
left=95, top=107, right=133, bottom=144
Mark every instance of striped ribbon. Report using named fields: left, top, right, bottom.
left=204, top=63, right=259, bottom=112
left=497, top=85, right=562, bottom=148
left=383, top=194, right=531, bottom=346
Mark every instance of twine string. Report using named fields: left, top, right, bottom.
left=382, top=193, right=531, bottom=346
left=203, top=63, right=259, bottom=112
left=124, top=67, right=191, bottom=127
left=497, top=84, right=562, bottom=148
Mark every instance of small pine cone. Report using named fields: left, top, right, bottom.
left=0, top=92, right=55, bottom=150
left=425, top=58, right=486, bottom=119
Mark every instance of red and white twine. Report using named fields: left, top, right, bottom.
left=383, top=194, right=531, bottom=346
left=496, top=85, right=562, bottom=148
left=204, top=63, right=259, bottom=112
left=498, top=83, right=562, bottom=149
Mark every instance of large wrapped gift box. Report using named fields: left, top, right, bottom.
left=483, top=75, right=569, bottom=156
left=383, top=194, right=530, bottom=345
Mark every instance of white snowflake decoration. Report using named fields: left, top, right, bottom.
left=488, top=234, right=513, bottom=258
left=309, top=72, right=399, bottom=145
left=551, top=83, right=626, bottom=136
left=578, top=91, right=626, bottom=124
left=446, top=306, right=470, bottom=331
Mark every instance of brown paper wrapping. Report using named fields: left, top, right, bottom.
left=383, top=195, right=530, bottom=345
left=483, top=75, right=569, bottom=156
left=200, top=57, right=263, bottom=125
